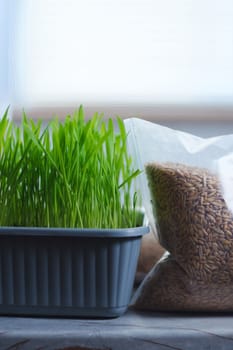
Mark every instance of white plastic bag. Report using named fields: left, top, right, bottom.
left=125, top=118, right=233, bottom=231
left=124, top=118, right=233, bottom=311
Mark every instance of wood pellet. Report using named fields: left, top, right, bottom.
left=133, top=163, right=233, bottom=311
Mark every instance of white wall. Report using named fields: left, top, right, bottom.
left=0, top=0, right=9, bottom=114
left=7, top=0, right=233, bottom=109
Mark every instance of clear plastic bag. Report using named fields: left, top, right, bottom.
left=124, top=118, right=233, bottom=311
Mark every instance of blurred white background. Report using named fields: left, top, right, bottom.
left=1, top=0, right=233, bottom=134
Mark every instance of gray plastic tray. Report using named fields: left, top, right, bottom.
left=0, top=226, right=149, bottom=318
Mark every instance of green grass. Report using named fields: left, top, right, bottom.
left=0, top=106, right=141, bottom=228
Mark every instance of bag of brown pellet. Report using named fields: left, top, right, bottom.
left=124, top=118, right=233, bottom=311
left=133, top=162, right=233, bottom=311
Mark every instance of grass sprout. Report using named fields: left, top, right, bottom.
left=0, top=106, right=141, bottom=228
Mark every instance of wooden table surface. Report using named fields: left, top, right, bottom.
left=1, top=309, right=233, bottom=350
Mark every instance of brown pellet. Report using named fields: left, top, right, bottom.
left=133, top=163, right=233, bottom=311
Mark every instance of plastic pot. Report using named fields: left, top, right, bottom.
left=0, top=226, right=149, bottom=318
